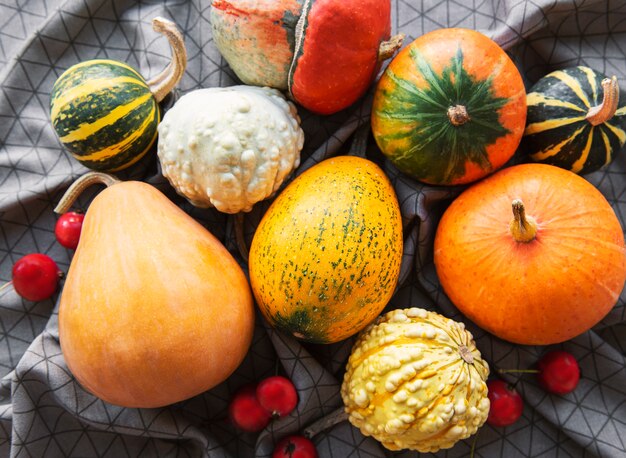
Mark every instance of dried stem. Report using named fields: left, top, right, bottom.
left=147, top=17, right=187, bottom=103
left=378, top=34, right=405, bottom=62
left=233, top=213, right=248, bottom=263
left=54, top=172, right=121, bottom=214
left=448, top=105, right=470, bottom=126
left=586, top=76, right=619, bottom=126
left=303, top=407, right=349, bottom=439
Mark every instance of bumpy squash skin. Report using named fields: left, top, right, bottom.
left=522, top=66, right=626, bottom=174
left=50, top=60, right=160, bottom=172
left=342, top=308, right=489, bottom=453
left=434, top=163, right=626, bottom=345
left=210, top=0, right=302, bottom=90
left=59, top=181, right=255, bottom=408
left=288, top=0, right=391, bottom=114
left=249, top=156, right=403, bottom=344
left=372, top=28, right=527, bottom=185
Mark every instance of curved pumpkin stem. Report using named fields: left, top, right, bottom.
left=586, top=76, right=619, bottom=126
left=54, top=172, right=121, bottom=214
left=509, top=199, right=537, bottom=243
left=146, top=17, right=187, bottom=103
left=378, top=34, right=405, bottom=62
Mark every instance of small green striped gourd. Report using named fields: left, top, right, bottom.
left=49, top=18, right=186, bottom=172
left=522, top=66, right=626, bottom=175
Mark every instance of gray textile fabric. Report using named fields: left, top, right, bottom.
left=1, top=0, right=626, bottom=456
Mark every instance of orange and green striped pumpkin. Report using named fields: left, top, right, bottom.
left=249, top=156, right=403, bottom=344
left=371, top=28, right=527, bottom=186
left=522, top=66, right=626, bottom=175
left=50, top=60, right=160, bottom=172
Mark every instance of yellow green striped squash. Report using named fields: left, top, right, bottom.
left=522, top=66, right=626, bottom=175
left=50, top=60, right=160, bottom=172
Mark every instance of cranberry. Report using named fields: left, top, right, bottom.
left=257, top=376, right=298, bottom=418
left=487, top=379, right=523, bottom=427
left=272, top=435, right=318, bottom=458
left=228, top=384, right=271, bottom=432
left=11, top=254, right=62, bottom=301
left=55, top=211, right=85, bottom=250
left=537, top=350, right=580, bottom=395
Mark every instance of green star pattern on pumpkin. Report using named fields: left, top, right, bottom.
left=375, top=47, right=511, bottom=184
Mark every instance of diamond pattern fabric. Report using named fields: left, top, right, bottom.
left=1, top=0, right=626, bottom=456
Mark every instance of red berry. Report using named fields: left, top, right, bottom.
left=55, top=211, right=85, bottom=250
left=256, top=376, right=298, bottom=417
left=228, top=384, right=271, bottom=432
left=272, top=435, right=318, bottom=458
left=537, top=350, right=580, bottom=395
left=487, top=379, right=523, bottom=427
left=11, top=254, right=62, bottom=301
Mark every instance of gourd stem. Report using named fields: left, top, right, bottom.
left=54, top=172, right=121, bottom=214
left=0, top=281, right=13, bottom=295
left=146, top=17, right=187, bottom=103
left=509, top=199, right=537, bottom=243
left=586, top=76, right=619, bottom=126
left=378, top=34, right=405, bottom=62
left=448, top=105, right=470, bottom=126
left=459, top=345, right=474, bottom=364
left=497, top=368, right=540, bottom=375
left=303, top=407, right=349, bottom=439
left=234, top=213, right=248, bottom=263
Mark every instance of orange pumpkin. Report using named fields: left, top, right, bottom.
left=434, top=163, right=626, bottom=345
left=57, top=172, right=255, bottom=408
left=372, top=28, right=527, bottom=185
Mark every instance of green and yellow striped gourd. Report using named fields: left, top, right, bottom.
left=522, top=66, right=626, bottom=175
left=49, top=17, right=186, bottom=172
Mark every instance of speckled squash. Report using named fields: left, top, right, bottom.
left=522, top=66, right=626, bottom=174
left=434, top=163, right=626, bottom=345
left=211, top=0, right=399, bottom=115
left=372, top=28, right=527, bottom=185
left=248, top=156, right=403, bottom=344
left=341, top=308, right=490, bottom=453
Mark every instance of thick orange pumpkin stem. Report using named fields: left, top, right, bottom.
left=147, top=17, right=187, bottom=103
left=378, top=34, right=405, bottom=62
left=509, top=199, right=537, bottom=243
left=54, top=172, right=121, bottom=214
left=586, top=76, right=619, bottom=126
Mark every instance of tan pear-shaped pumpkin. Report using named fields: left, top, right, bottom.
left=56, top=172, right=255, bottom=408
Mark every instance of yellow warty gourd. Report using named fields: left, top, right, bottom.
left=341, top=308, right=490, bottom=453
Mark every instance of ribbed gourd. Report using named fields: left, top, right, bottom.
left=49, top=18, right=187, bottom=172
left=341, top=308, right=490, bottom=453
left=522, top=66, right=626, bottom=174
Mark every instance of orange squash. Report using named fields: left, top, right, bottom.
left=434, top=163, right=626, bottom=345
left=56, top=172, right=255, bottom=408
left=372, top=28, right=527, bottom=185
